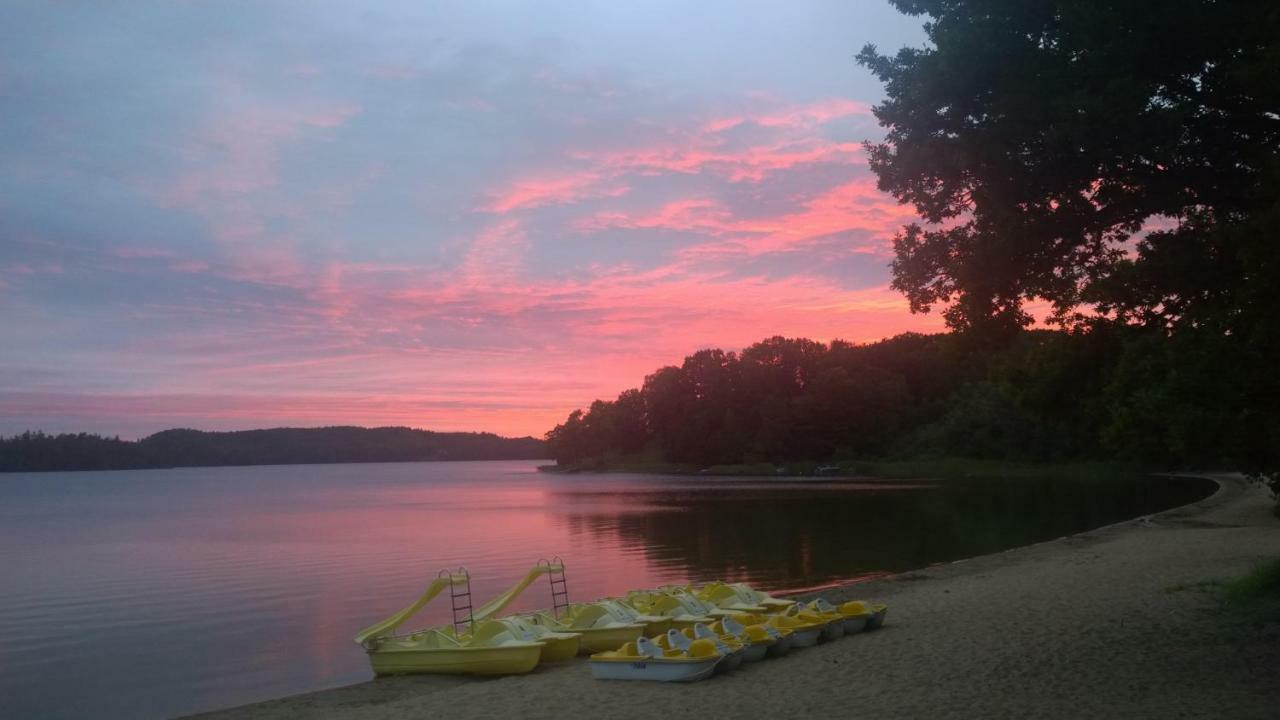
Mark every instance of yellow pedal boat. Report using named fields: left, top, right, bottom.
left=586, top=598, right=673, bottom=636
left=783, top=604, right=845, bottom=641
left=366, top=622, right=543, bottom=676
left=762, top=612, right=824, bottom=647
left=699, top=582, right=796, bottom=612
left=730, top=612, right=796, bottom=656
left=851, top=600, right=889, bottom=629
left=475, top=615, right=580, bottom=662
left=466, top=559, right=647, bottom=655
left=626, top=590, right=718, bottom=629
left=533, top=606, right=646, bottom=654
left=354, top=570, right=546, bottom=676
left=686, top=624, right=746, bottom=671
left=655, top=626, right=744, bottom=673
left=808, top=598, right=874, bottom=634
left=695, top=582, right=770, bottom=613
left=590, top=637, right=721, bottom=682
left=711, top=616, right=775, bottom=662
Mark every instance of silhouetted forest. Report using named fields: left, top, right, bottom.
left=545, top=328, right=1250, bottom=469
left=546, top=1, right=1280, bottom=503
left=0, top=427, right=546, bottom=472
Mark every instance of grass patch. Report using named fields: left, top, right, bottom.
left=1224, top=558, right=1280, bottom=602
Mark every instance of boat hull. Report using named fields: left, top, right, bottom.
left=820, top=620, right=845, bottom=642
left=766, top=634, right=793, bottom=657
left=368, top=644, right=543, bottom=676
left=716, top=648, right=744, bottom=673
left=538, top=634, right=581, bottom=662
left=641, top=618, right=673, bottom=636
left=788, top=627, right=821, bottom=648
left=842, top=615, right=869, bottom=634
left=590, top=657, right=719, bottom=682
left=741, top=642, right=770, bottom=662
left=867, top=607, right=888, bottom=629
left=575, top=626, right=645, bottom=654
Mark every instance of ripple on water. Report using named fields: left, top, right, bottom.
left=0, top=462, right=1214, bottom=720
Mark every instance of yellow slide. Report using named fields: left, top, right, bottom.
left=472, top=561, right=564, bottom=621
left=353, top=570, right=546, bottom=676
left=353, top=571, right=467, bottom=647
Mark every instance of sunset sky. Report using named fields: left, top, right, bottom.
left=0, top=1, right=944, bottom=439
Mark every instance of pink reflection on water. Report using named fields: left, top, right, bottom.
left=236, top=474, right=695, bottom=639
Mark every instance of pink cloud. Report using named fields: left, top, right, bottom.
left=480, top=172, right=630, bottom=213
left=143, top=98, right=362, bottom=290
left=480, top=96, right=874, bottom=221
left=161, top=101, right=360, bottom=208
left=755, top=98, right=872, bottom=128
left=22, top=233, right=942, bottom=438
left=701, top=98, right=871, bottom=134
left=581, top=138, right=864, bottom=183
left=460, top=219, right=529, bottom=286
left=575, top=198, right=771, bottom=235
left=576, top=177, right=915, bottom=261
left=14, top=92, right=937, bottom=439
left=113, top=246, right=176, bottom=259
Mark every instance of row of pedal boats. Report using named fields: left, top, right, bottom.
left=354, top=561, right=887, bottom=682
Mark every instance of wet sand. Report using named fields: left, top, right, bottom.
left=193, top=474, right=1279, bottom=720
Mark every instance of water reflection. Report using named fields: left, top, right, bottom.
left=550, top=475, right=1211, bottom=589
left=0, top=462, right=1211, bottom=720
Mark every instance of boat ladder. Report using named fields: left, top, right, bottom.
left=440, top=567, right=474, bottom=634
left=541, top=556, right=570, bottom=618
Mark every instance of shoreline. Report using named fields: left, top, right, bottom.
left=192, top=473, right=1279, bottom=720
left=537, top=457, right=1145, bottom=481
left=0, top=456, right=553, bottom=476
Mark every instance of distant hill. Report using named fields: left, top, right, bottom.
left=0, top=426, right=547, bottom=472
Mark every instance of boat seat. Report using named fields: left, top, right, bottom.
left=665, top=629, right=692, bottom=653
left=685, top=638, right=721, bottom=659
left=636, top=636, right=666, bottom=658
left=841, top=601, right=870, bottom=615
left=691, top=623, right=718, bottom=641
left=468, top=620, right=517, bottom=646
left=719, top=616, right=747, bottom=636
left=812, top=598, right=837, bottom=613
left=568, top=604, right=610, bottom=629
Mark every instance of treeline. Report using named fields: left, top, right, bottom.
left=0, top=426, right=546, bottom=472
left=545, top=326, right=1261, bottom=474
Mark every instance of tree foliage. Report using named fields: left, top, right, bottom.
left=545, top=329, right=1250, bottom=471
left=0, top=427, right=546, bottom=472
left=855, top=0, right=1279, bottom=492
left=857, top=0, right=1279, bottom=334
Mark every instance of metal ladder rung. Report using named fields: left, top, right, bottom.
left=440, top=567, right=474, bottom=634
left=544, top=556, right=570, bottom=618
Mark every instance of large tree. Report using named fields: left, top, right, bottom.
left=858, top=0, right=1279, bottom=334
left=859, top=0, right=1280, bottom=482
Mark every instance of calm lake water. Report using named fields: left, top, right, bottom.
left=0, top=460, right=1211, bottom=719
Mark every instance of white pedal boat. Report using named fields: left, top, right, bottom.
left=713, top=616, right=774, bottom=662
left=589, top=636, right=721, bottom=682
left=809, top=598, right=871, bottom=634
left=766, top=613, right=823, bottom=648
left=688, top=624, right=746, bottom=671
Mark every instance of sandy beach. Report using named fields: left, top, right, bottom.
left=194, top=474, right=1279, bottom=720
